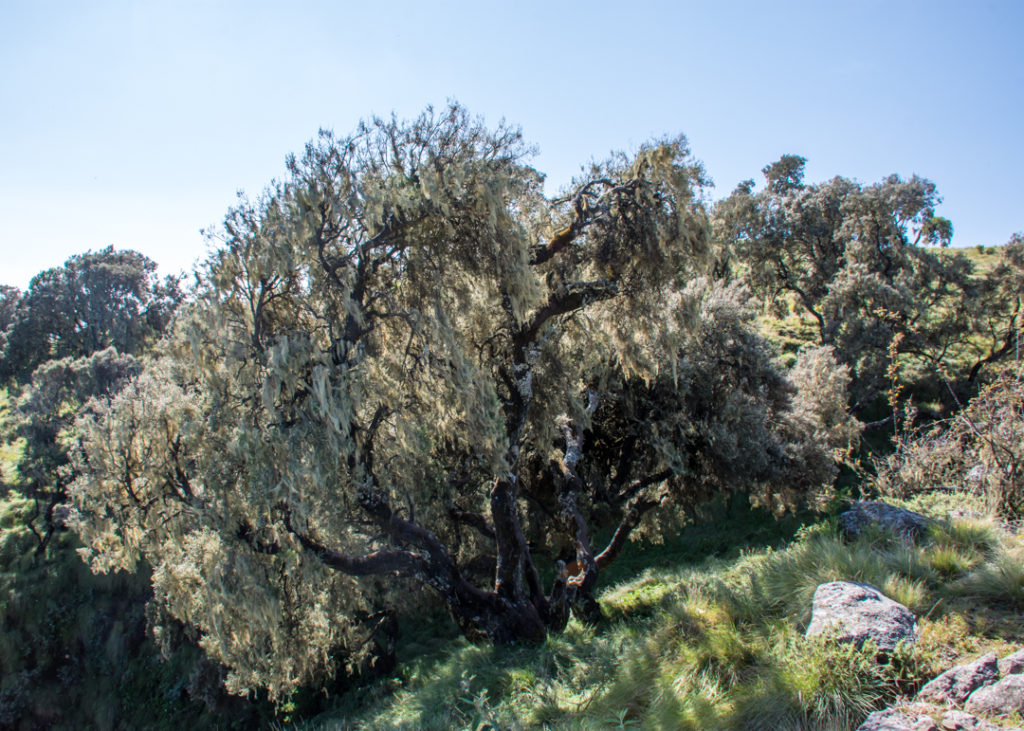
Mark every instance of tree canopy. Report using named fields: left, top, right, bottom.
left=712, top=156, right=975, bottom=412
left=0, top=247, right=181, bottom=384
left=68, top=105, right=854, bottom=698
left=2, top=248, right=182, bottom=554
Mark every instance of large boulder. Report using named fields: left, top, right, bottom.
left=839, top=501, right=935, bottom=543
left=918, top=653, right=999, bottom=705
left=964, top=674, right=1024, bottom=718
left=857, top=708, right=939, bottom=731
left=806, top=581, right=916, bottom=651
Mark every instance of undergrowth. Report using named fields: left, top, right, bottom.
left=302, top=494, right=1023, bottom=730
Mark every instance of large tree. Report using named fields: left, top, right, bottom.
left=68, top=106, right=852, bottom=698
left=713, top=156, right=975, bottom=413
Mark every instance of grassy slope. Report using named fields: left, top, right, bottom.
left=296, top=494, right=1023, bottom=730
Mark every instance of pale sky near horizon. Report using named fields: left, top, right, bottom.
left=1, top=0, right=1022, bottom=289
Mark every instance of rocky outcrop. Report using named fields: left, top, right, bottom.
left=917, top=653, right=999, bottom=705
left=936, top=709, right=999, bottom=730
left=839, top=501, right=935, bottom=543
left=964, top=674, right=1024, bottom=718
left=806, top=581, right=916, bottom=651
left=855, top=647, right=1024, bottom=731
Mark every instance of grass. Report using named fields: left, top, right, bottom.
left=291, top=493, right=1023, bottom=730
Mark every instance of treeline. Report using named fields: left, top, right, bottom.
left=0, top=105, right=1022, bottom=725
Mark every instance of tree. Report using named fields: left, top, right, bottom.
left=2, top=249, right=182, bottom=554
left=0, top=248, right=181, bottom=383
left=962, top=234, right=1024, bottom=384
left=713, top=156, right=972, bottom=413
left=9, top=348, right=140, bottom=552
left=68, top=106, right=852, bottom=698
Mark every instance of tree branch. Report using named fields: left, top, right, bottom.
left=595, top=486, right=670, bottom=571
left=281, top=507, right=429, bottom=577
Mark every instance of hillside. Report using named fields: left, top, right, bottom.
left=287, top=493, right=1022, bottom=729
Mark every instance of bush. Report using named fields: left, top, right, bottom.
left=875, top=361, right=1024, bottom=518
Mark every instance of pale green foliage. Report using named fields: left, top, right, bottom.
left=713, top=158, right=977, bottom=410
left=790, top=345, right=863, bottom=458
left=69, top=105, right=844, bottom=699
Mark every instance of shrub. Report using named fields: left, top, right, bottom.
left=875, top=361, right=1024, bottom=518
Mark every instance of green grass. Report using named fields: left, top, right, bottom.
left=296, top=493, right=1023, bottom=730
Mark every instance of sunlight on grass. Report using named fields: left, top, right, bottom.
left=310, top=505, right=1024, bottom=730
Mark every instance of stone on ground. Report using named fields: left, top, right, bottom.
left=857, top=708, right=939, bottom=731
left=964, top=674, right=1024, bottom=718
left=805, top=581, right=916, bottom=652
left=917, top=653, right=999, bottom=705
left=839, top=501, right=935, bottom=543
left=998, top=648, right=1024, bottom=677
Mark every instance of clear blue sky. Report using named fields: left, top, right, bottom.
left=2, top=0, right=1022, bottom=288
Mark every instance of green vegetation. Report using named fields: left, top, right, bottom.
left=67, top=105, right=853, bottom=698
left=298, top=495, right=1022, bottom=729
left=1, top=105, right=1022, bottom=728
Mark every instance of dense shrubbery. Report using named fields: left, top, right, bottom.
left=876, top=360, right=1024, bottom=518
left=713, top=156, right=1021, bottom=418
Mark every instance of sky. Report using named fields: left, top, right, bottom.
left=1, top=0, right=1022, bottom=289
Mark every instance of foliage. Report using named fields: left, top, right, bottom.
left=308, top=497, right=1023, bottom=730
left=712, top=156, right=997, bottom=413
left=6, top=348, right=140, bottom=553
left=0, top=247, right=181, bottom=384
left=67, top=105, right=851, bottom=699
left=0, top=285, right=19, bottom=338
left=960, top=233, right=1024, bottom=383
left=874, top=361, right=1024, bottom=518
left=0, top=491, right=264, bottom=729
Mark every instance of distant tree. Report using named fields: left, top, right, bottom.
left=2, top=249, right=182, bottom=553
left=0, top=247, right=181, bottom=383
left=68, top=106, right=853, bottom=698
left=713, top=157, right=975, bottom=412
left=963, top=234, right=1024, bottom=383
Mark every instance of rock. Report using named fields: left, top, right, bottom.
left=839, top=501, right=935, bottom=543
left=918, top=653, right=999, bottom=704
left=964, top=674, right=1024, bottom=717
left=806, top=581, right=916, bottom=652
left=858, top=708, right=939, bottom=731
left=939, top=709, right=999, bottom=730
left=999, top=648, right=1024, bottom=677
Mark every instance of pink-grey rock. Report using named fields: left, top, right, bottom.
left=999, top=648, right=1024, bottom=677
left=964, top=674, right=1024, bottom=717
left=858, top=708, right=939, bottom=731
left=839, top=501, right=935, bottom=543
left=918, top=653, right=999, bottom=704
left=806, top=581, right=916, bottom=652
left=939, top=709, right=999, bottom=730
